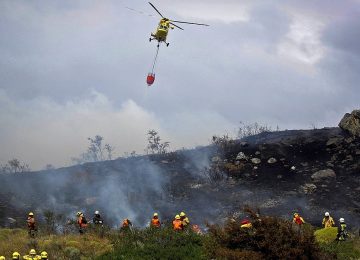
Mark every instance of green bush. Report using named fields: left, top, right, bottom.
left=64, top=246, right=81, bottom=260
left=314, top=227, right=338, bottom=244
left=98, top=226, right=206, bottom=260
left=319, top=239, right=360, bottom=260
left=206, top=208, right=335, bottom=259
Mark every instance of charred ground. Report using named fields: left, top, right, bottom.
left=0, top=126, right=359, bottom=230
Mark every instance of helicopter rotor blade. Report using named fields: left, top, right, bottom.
left=148, top=2, right=164, bottom=18
left=171, top=20, right=209, bottom=26
left=170, top=22, right=184, bottom=30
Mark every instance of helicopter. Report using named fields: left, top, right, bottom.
left=148, top=2, right=209, bottom=47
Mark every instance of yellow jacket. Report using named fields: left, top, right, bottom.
left=322, top=216, right=335, bottom=228
left=181, top=217, right=190, bottom=227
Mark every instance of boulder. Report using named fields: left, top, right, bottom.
left=251, top=158, right=261, bottom=164
left=211, top=156, right=221, bottom=163
left=311, top=169, right=336, bottom=181
left=339, top=110, right=360, bottom=137
left=267, top=157, right=277, bottom=164
left=235, top=152, right=248, bottom=161
left=301, top=183, right=317, bottom=194
left=326, top=137, right=343, bottom=147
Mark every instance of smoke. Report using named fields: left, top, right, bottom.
left=0, top=156, right=171, bottom=228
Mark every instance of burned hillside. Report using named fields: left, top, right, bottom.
left=0, top=111, right=360, bottom=230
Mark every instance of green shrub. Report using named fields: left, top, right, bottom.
left=98, top=226, right=206, bottom=260
left=314, top=227, right=338, bottom=244
left=64, top=246, right=81, bottom=260
left=206, top=208, right=335, bottom=259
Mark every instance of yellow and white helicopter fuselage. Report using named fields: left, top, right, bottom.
left=150, top=19, right=174, bottom=46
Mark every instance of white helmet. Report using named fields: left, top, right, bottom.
left=339, top=218, right=345, bottom=223
left=324, top=212, right=330, bottom=217
left=95, top=211, right=100, bottom=215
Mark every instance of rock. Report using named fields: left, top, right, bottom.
left=212, top=156, right=221, bottom=163
left=339, top=110, right=360, bottom=137
left=277, top=175, right=283, bottom=179
left=346, top=155, right=354, bottom=161
left=326, top=162, right=334, bottom=168
left=190, top=184, right=203, bottom=189
left=253, top=166, right=258, bottom=170
left=7, top=217, right=16, bottom=224
left=251, top=158, right=261, bottom=164
left=326, top=137, right=344, bottom=147
left=356, top=150, right=360, bottom=156
left=255, top=151, right=261, bottom=155
left=291, top=166, right=296, bottom=171
left=345, top=137, right=355, bottom=144
left=301, top=183, right=317, bottom=194
left=267, top=157, right=277, bottom=164
left=235, top=152, right=248, bottom=161
left=161, top=160, right=169, bottom=164
left=240, top=142, right=249, bottom=147
left=311, top=169, right=336, bottom=181
left=300, top=162, right=309, bottom=167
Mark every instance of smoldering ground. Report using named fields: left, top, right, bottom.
left=0, top=136, right=359, bottom=231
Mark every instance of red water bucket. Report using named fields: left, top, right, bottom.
left=147, top=73, right=155, bottom=86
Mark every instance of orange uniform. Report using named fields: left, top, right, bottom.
left=173, top=219, right=183, bottom=231
left=151, top=217, right=161, bottom=228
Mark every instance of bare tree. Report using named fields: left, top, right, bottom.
left=0, top=159, right=31, bottom=174
left=146, top=130, right=170, bottom=154
left=72, top=135, right=116, bottom=164
left=237, top=121, right=277, bottom=139
left=104, top=144, right=115, bottom=160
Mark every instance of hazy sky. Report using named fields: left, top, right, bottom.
left=1, top=0, right=359, bottom=169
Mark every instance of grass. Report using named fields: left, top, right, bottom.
left=1, top=222, right=359, bottom=259
left=0, top=228, right=113, bottom=259
left=98, top=226, right=207, bottom=260
left=315, top=227, right=360, bottom=260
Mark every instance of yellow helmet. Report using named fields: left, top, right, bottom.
left=28, top=212, right=34, bottom=216
left=0, top=256, right=5, bottom=260
left=12, top=252, right=21, bottom=259
left=180, top=212, right=186, bottom=217
left=29, top=249, right=36, bottom=255
left=153, top=213, right=158, bottom=217
left=294, top=213, right=299, bottom=217
left=77, top=211, right=82, bottom=216
left=40, top=251, right=48, bottom=258
left=175, top=215, right=181, bottom=220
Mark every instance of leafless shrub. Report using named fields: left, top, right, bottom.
left=146, top=130, right=170, bottom=154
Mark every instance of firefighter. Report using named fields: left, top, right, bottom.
left=180, top=212, right=190, bottom=228
left=173, top=215, right=183, bottom=231
left=240, top=219, right=252, bottom=228
left=40, top=251, right=48, bottom=260
left=27, top=212, right=37, bottom=238
left=93, top=210, right=104, bottom=225
left=322, top=212, right=335, bottom=228
left=293, top=213, right=305, bottom=225
left=121, top=218, right=133, bottom=231
left=151, top=213, right=161, bottom=228
left=23, top=249, right=39, bottom=260
left=336, top=218, right=348, bottom=241
left=191, top=224, right=202, bottom=234
left=12, top=252, right=21, bottom=260
left=77, top=212, right=88, bottom=234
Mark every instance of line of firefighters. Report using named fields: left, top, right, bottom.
left=0, top=210, right=350, bottom=259
left=0, top=249, right=47, bottom=260
left=76, top=210, right=200, bottom=234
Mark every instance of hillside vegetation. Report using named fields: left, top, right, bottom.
left=1, top=212, right=359, bottom=260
